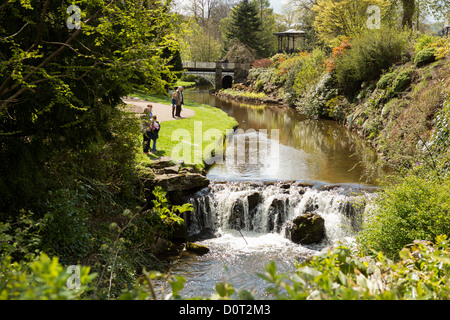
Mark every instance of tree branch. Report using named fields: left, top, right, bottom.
left=0, top=7, right=106, bottom=111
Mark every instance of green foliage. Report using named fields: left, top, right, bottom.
left=312, top=0, right=393, bottom=46
left=223, top=0, right=264, bottom=57
left=377, top=72, right=396, bottom=89
left=391, top=69, right=414, bottom=93
left=41, top=187, right=92, bottom=265
left=334, top=28, right=408, bottom=95
left=357, top=174, right=450, bottom=260
left=428, top=97, right=450, bottom=175
left=297, top=73, right=338, bottom=119
left=0, top=212, right=96, bottom=300
left=414, top=34, right=439, bottom=53
left=414, top=47, right=436, bottom=67
left=178, top=20, right=223, bottom=62
left=150, top=186, right=193, bottom=234
left=293, top=49, right=327, bottom=98
left=257, top=236, right=450, bottom=299
left=0, top=253, right=96, bottom=300
left=0, top=0, right=179, bottom=213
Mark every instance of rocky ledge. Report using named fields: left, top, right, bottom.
left=141, top=156, right=210, bottom=193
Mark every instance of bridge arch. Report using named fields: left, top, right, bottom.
left=182, top=61, right=249, bottom=90
left=222, top=75, right=233, bottom=89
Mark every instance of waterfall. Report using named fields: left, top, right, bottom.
left=184, top=181, right=372, bottom=248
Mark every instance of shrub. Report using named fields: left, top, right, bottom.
left=258, top=236, right=450, bottom=300
left=334, top=28, right=408, bottom=95
left=293, top=48, right=327, bottom=97
left=297, top=73, right=338, bottom=119
left=391, top=69, right=413, bottom=93
left=414, top=47, right=436, bottom=67
left=414, top=34, right=439, bottom=53
left=377, top=72, right=396, bottom=89
left=357, top=174, right=450, bottom=260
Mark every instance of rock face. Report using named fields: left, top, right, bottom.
left=153, top=173, right=209, bottom=192
left=286, top=212, right=325, bottom=245
left=143, top=156, right=210, bottom=192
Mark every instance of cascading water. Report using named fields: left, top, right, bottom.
left=185, top=181, right=369, bottom=247
left=172, top=181, right=372, bottom=298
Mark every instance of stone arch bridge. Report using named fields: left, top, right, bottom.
left=182, top=61, right=250, bottom=90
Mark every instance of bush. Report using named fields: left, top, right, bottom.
left=391, top=69, right=413, bottom=93
left=334, top=28, right=408, bottom=95
left=414, top=47, right=436, bottom=67
left=293, top=48, right=327, bottom=97
left=414, top=34, right=439, bottom=53
left=377, top=72, right=396, bottom=89
left=297, top=73, right=338, bottom=119
left=357, top=174, right=450, bottom=260
left=258, top=236, right=450, bottom=300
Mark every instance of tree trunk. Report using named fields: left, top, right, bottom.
left=401, top=0, right=415, bottom=29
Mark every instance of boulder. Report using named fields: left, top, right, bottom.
left=247, top=191, right=262, bottom=211
left=153, top=173, right=210, bottom=192
left=150, top=156, right=174, bottom=169
left=163, top=165, right=181, bottom=174
left=229, top=199, right=245, bottom=230
left=286, top=212, right=325, bottom=245
left=268, top=198, right=288, bottom=233
left=186, top=242, right=210, bottom=255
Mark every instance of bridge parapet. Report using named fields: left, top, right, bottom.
left=183, top=61, right=236, bottom=71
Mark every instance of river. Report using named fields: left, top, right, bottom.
left=159, top=86, right=388, bottom=299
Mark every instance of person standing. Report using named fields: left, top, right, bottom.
left=150, top=115, right=161, bottom=153
left=171, top=90, right=177, bottom=118
left=175, top=86, right=184, bottom=118
left=141, top=105, right=153, bottom=154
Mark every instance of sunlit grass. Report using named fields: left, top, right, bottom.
left=133, top=92, right=238, bottom=167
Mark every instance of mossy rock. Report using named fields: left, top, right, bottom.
left=414, top=48, right=436, bottom=67
left=186, top=242, right=210, bottom=255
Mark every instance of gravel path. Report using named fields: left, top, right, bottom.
left=122, top=97, right=195, bottom=121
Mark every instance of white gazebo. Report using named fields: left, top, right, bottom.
left=273, top=29, right=306, bottom=53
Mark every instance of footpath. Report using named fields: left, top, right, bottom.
left=122, top=97, right=196, bottom=121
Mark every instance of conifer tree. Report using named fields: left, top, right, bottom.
left=223, top=0, right=264, bottom=57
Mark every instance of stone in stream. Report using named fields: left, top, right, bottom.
left=185, top=242, right=210, bottom=255
left=267, top=198, right=288, bottom=233
left=286, top=212, right=326, bottom=245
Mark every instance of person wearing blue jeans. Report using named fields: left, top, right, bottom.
left=150, top=115, right=160, bottom=153
left=141, top=106, right=153, bottom=154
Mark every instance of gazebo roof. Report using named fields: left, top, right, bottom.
left=273, top=29, right=305, bottom=36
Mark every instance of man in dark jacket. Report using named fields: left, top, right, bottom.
left=174, top=86, right=184, bottom=118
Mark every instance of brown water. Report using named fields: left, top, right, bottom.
left=184, top=86, right=388, bottom=186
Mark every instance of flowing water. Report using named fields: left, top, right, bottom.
left=160, top=86, right=388, bottom=299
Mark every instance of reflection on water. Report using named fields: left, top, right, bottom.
left=184, top=86, right=388, bottom=186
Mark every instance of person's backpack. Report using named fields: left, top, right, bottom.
left=152, top=121, right=160, bottom=132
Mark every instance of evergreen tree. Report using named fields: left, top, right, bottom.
left=223, top=0, right=264, bottom=57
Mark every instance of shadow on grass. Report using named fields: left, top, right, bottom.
left=144, top=150, right=167, bottom=160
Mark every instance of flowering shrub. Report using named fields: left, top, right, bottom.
left=297, top=73, right=338, bottom=119
left=324, top=37, right=352, bottom=73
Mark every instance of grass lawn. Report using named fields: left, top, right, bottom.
left=133, top=92, right=238, bottom=168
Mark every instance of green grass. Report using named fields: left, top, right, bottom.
left=132, top=93, right=238, bottom=167
left=221, top=88, right=267, bottom=99
left=170, top=80, right=197, bottom=90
